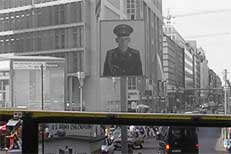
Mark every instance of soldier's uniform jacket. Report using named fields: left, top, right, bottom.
left=103, top=47, right=143, bottom=76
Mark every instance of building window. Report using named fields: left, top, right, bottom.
left=128, top=77, right=137, bottom=90
left=37, top=32, right=42, bottom=51
left=72, top=27, right=83, bottom=48
left=61, top=29, right=65, bottom=49
left=127, top=0, right=137, bottom=20
left=55, top=5, right=59, bottom=25
left=60, top=4, right=65, bottom=24
left=67, top=52, right=82, bottom=73
left=69, top=2, right=82, bottom=23
left=55, top=30, right=60, bottom=49
left=0, top=15, right=4, bottom=32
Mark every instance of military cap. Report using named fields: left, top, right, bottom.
left=113, top=24, right=133, bottom=37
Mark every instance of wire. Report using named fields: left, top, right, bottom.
left=164, top=9, right=231, bottom=20
left=184, top=32, right=231, bottom=39
left=174, top=9, right=231, bottom=18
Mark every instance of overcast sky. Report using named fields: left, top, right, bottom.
left=162, top=0, right=231, bottom=81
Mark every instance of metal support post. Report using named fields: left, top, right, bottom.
left=22, top=112, right=38, bottom=153
left=120, top=76, right=128, bottom=153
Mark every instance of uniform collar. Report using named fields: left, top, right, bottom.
left=116, top=47, right=131, bottom=53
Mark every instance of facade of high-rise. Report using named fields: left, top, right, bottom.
left=0, top=0, right=164, bottom=113
left=0, top=0, right=85, bottom=111
left=163, top=24, right=202, bottom=109
left=162, top=34, right=184, bottom=112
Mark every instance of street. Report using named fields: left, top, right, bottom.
left=199, top=127, right=227, bottom=154
left=114, top=127, right=228, bottom=154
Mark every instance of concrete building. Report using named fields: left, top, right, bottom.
left=162, top=34, right=184, bottom=112
left=0, top=0, right=87, bottom=111
left=163, top=24, right=197, bottom=110
left=0, top=0, right=163, bottom=112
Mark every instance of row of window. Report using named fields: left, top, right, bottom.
left=0, top=2, right=82, bottom=32
left=0, top=0, right=58, bottom=10
left=0, top=26, right=83, bottom=53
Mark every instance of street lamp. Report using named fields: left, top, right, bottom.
left=77, top=72, right=85, bottom=112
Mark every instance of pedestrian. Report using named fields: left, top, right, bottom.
left=103, top=24, right=143, bottom=77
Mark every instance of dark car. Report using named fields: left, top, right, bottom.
left=158, top=126, right=199, bottom=154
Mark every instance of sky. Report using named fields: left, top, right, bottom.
left=162, top=0, right=231, bottom=82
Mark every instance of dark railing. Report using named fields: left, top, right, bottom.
left=1, top=109, right=231, bottom=153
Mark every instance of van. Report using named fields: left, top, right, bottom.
left=158, top=126, right=199, bottom=154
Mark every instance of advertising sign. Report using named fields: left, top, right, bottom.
left=13, top=61, right=46, bottom=70
left=100, top=20, right=145, bottom=77
left=13, top=61, right=64, bottom=70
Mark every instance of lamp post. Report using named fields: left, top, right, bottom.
left=77, top=72, right=85, bottom=112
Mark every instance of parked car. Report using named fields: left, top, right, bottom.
left=158, top=126, right=199, bottom=154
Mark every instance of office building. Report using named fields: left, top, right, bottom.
left=0, top=0, right=163, bottom=113
left=162, top=34, right=184, bottom=112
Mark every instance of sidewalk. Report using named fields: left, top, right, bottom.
left=215, top=136, right=226, bottom=152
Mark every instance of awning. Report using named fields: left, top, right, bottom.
left=7, top=119, right=20, bottom=127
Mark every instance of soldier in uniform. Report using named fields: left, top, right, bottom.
left=103, top=24, right=143, bottom=76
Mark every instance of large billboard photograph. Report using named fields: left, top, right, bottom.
left=100, top=20, right=145, bottom=77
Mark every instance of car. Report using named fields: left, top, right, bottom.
left=158, top=126, right=199, bottom=154
left=112, top=130, right=144, bottom=150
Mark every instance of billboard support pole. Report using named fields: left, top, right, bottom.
left=120, top=76, right=128, bottom=153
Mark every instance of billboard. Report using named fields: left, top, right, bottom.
left=100, top=20, right=145, bottom=77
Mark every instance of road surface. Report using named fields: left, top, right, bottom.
left=114, top=127, right=228, bottom=154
